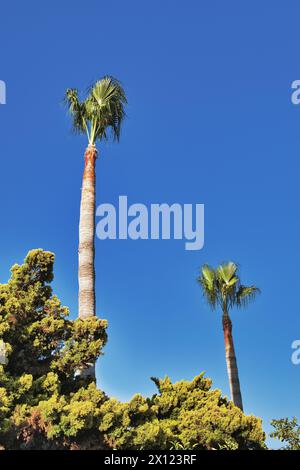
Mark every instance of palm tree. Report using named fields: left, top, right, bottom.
left=65, top=77, right=127, bottom=376
left=198, top=262, right=260, bottom=410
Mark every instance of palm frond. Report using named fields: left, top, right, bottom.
left=215, top=262, right=238, bottom=310
left=236, top=285, right=260, bottom=308
left=216, top=262, right=238, bottom=285
left=197, top=265, right=218, bottom=309
left=64, top=88, right=87, bottom=135
left=65, top=76, right=127, bottom=146
left=87, top=76, right=127, bottom=143
left=199, top=261, right=260, bottom=315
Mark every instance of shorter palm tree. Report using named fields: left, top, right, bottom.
left=198, top=262, right=260, bottom=410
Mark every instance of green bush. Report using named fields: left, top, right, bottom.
left=0, top=250, right=266, bottom=450
left=270, top=417, right=300, bottom=450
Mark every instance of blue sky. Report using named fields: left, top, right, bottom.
left=0, top=1, right=300, bottom=448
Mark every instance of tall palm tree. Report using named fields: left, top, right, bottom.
left=198, top=262, right=260, bottom=410
left=65, top=77, right=127, bottom=376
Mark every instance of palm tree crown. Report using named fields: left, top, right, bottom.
left=198, top=262, right=260, bottom=313
left=65, top=76, right=127, bottom=146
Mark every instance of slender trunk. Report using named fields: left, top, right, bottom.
left=78, top=144, right=97, bottom=378
left=222, top=312, right=243, bottom=410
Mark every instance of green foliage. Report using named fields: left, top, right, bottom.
left=0, top=250, right=107, bottom=449
left=65, top=76, right=127, bottom=145
left=0, top=251, right=266, bottom=450
left=96, top=374, right=266, bottom=450
left=198, top=262, right=260, bottom=313
left=270, top=417, right=300, bottom=450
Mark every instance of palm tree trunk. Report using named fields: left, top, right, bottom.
left=78, top=144, right=97, bottom=377
left=222, top=313, right=243, bottom=410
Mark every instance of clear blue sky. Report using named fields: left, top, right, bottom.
left=0, top=1, right=299, bottom=448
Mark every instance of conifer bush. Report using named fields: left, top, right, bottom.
left=0, top=250, right=266, bottom=450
